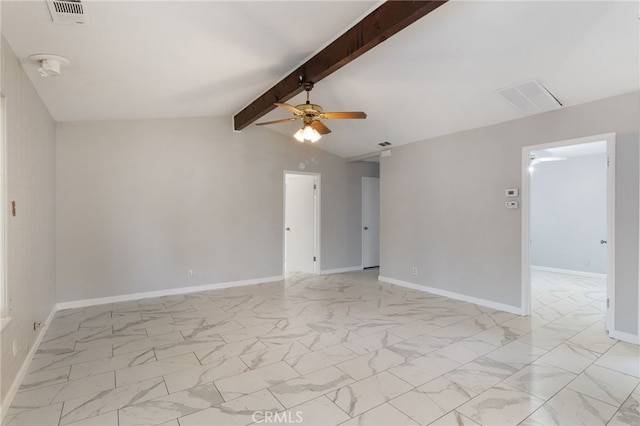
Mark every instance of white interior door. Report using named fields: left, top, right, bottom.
left=362, top=177, right=380, bottom=268
left=285, top=174, right=316, bottom=273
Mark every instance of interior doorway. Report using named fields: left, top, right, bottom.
left=522, top=133, right=615, bottom=334
left=284, top=172, right=320, bottom=274
left=362, top=177, right=380, bottom=268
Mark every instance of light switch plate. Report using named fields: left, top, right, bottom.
left=505, top=188, right=519, bottom=197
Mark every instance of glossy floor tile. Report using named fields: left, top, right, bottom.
left=4, top=269, right=639, bottom=426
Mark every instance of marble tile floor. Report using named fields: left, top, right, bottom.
left=3, top=270, right=639, bottom=426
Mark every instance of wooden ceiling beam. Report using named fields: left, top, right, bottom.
left=233, top=0, right=448, bottom=131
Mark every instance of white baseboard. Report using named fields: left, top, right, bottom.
left=610, top=329, right=640, bottom=345
left=378, top=276, right=524, bottom=316
left=1, top=305, right=57, bottom=422
left=56, top=275, right=284, bottom=310
left=532, top=265, right=606, bottom=279
left=320, top=266, right=363, bottom=275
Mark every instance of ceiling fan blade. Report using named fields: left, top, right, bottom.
left=311, top=120, right=332, bottom=135
left=320, top=111, right=367, bottom=120
left=275, top=102, right=304, bottom=115
left=255, top=117, right=300, bottom=126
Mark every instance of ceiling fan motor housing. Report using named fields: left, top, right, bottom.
left=295, top=104, right=323, bottom=115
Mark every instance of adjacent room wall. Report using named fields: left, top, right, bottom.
left=56, top=118, right=378, bottom=303
left=0, top=37, right=57, bottom=407
left=380, top=91, right=639, bottom=336
left=531, top=153, right=607, bottom=274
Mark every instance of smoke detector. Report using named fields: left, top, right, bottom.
left=46, top=0, right=89, bottom=25
left=28, top=54, right=70, bottom=77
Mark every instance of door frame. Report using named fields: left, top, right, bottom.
left=521, top=132, right=615, bottom=333
left=283, top=171, right=321, bottom=275
left=362, top=177, right=380, bottom=269
left=0, top=95, right=6, bottom=325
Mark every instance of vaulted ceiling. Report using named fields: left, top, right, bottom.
left=2, top=1, right=638, bottom=159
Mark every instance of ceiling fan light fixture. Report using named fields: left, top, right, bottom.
left=293, top=128, right=305, bottom=143
left=303, top=124, right=321, bottom=143
left=294, top=124, right=321, bottom=143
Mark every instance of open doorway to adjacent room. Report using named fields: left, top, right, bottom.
left=522, top=133, right=615, bottom=337
left=283, top=172, right=320, bottom=275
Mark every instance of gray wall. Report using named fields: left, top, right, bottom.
left=0, top=37, right=57, bottom=404
left=56, top=118, right=378, bottom=302
left=380, top=91, right=639, bottom=336
left=531, top=154, right=607, bottom=274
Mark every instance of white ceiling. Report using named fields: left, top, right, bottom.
left=2, top=1, right=638, bottom=159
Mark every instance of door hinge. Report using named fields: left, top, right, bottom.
left=313, top=184, right=317, bottom=190
left=607, top=298, right=610, bottom=308
left=607, top=157, right=610, bottom=167
left=313, top=256, right=316, bottom=262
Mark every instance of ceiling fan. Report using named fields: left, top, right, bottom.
left=255, top=82, right=367, bottom=143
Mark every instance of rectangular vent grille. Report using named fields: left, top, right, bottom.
left=47, top=0, right=88, bottom=25
left=53, top=0, right=82, bottom=14
left=497, top=80, right=562, bottom=115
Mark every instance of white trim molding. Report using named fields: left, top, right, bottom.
left=0, top=317, right=11, bottom=332
left=0, top=96, right=6, bottom=327
left=609, top=330, right=640, bottom=345
left=320, top=266, right=363, bottom=275
left=1, top=306, right=57, bottom=422
left=378, top=276, right=523, bottom=315
left=56, top=275, right=284, bottom=310
left=531, top=266, right=606, bottom=279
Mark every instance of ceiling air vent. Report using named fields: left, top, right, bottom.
left=47, top=0, right=89, bottom=25
left=497, top=80, right=562, bottom=115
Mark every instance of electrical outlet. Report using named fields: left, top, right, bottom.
left=12, top=340, right=17, bottom=356
left=187, top=269, right=193, bottom=278
left=412, top=267, right=418, bottom=275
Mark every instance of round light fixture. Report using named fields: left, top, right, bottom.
left=28, top=54, right=70, bottom=77
left=293, top=124, right=321, bottom=143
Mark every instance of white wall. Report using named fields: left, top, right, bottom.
left=0, top=37, right=57, bottom=406
left=531, top=154, right=607, bottom=274
left=380, top=91, right=639, bottom=336
left=56, top=118, right=378, bottom=303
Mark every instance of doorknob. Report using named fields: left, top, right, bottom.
left=286, top=227, right=291, bottom=231
left=600, top=239, right=607, bottom=244
left=364, top=227, right=368, bottom=230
